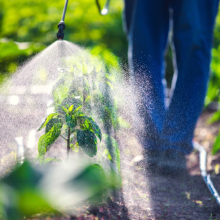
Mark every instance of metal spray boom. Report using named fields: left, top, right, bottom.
left=57, top=0, right=111, bottom=40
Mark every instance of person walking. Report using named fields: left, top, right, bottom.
left=123, top=0, right=219, bottom=175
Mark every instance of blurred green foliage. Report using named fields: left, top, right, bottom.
left=1, top=1, right=220, bottom=103
left=0, top=0, right=127, bottom=75
left=0, top=160, right=119, bottom=219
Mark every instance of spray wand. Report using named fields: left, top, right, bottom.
left=57, top=0, right=111, bottom=40
left=57, top=0, right=69, bottom=40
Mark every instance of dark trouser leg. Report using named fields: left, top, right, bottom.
left=124, top=0, right=170, bottom=150
left=162, top=0, right=219, bottom=154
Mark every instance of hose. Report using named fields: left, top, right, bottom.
left=194, top=142, right=220, bottom=205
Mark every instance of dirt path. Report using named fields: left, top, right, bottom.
left=111, top=111, right=220, bottom=220
left=68, top=111, right=220, bottom=220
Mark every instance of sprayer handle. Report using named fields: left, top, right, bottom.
left=57, top=21, right=65, bottom=40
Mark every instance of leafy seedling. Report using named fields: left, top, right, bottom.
left=37, top=100, right=102, bottom=163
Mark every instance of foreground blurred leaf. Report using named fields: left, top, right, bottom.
left=0, top=160, right=121, bottom=219
left=2, top=161, right=42, bottom=191
left=0, top=161, right=56, bottom=220
left=17, top=189, right=54, bottom=217
left=66, top=164, right=107, bottom=195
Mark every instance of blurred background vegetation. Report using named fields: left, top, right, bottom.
left=0, top=0, right=126, bottom=79
left=0, top=0, right=220, bottom=105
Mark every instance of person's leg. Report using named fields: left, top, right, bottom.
left=124, top=0, right=170, bottom=150
left=162, top=0, right=219, bottom=154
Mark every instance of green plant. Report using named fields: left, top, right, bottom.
left=212, top=129, right=220, bottom=155
left=50, top=48, right=123, bottom=169
left=37, top=100, right=102, bottom=163
left=205, top=47, right=220, bottom=107
left=206, top=108, right=220, bottom=155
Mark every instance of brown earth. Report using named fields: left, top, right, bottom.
left=84, top=110, right=220, bottom=220
left=60, top=111, right=220, bottom=220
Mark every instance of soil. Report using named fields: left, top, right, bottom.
left=81, top=110, right=220, bottom=220
left=60, top=110, right=220, bottom=220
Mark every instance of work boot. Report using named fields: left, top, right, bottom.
left=158, top=149, right=187, bottom=177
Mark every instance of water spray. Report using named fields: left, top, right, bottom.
left=15, top=136, right=24, bottom=164
left=57, top=0, right=69, bottom=40
left=194, top=142, right=220, bottom=206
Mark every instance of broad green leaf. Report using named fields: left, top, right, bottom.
left=65, top=114, right=77, bottom=128
left=86, top=117, right=102, bottom=141
left=77, top=130, right=97, bottom=157
left=78, top=117, right=90, bottom=130
left=37, top=113, right=57, bottom=131
left=207, top=111, right=220, bottom=124
left=61, top=106, right=68, bottom=113
left=212, top=134, right=220, bottom=155
left=38, top=123, right=62, bottom=156
left=45, top=118, right=62, bottom=133
left=75, top=111, right=85, bottom=117
left=79, top=116, right=102, bottom=141
left=73, top=105, right=82, bottom=114
left=68, top=104, right=74, bottom=112
left=103, top=134, right=120, bottom=172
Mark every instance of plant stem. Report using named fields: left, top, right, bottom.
left=67, top=127, right=70, bottom=156
left=61, top=135, right=67, bottom=141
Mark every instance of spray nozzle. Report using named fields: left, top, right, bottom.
left=57, top=21, right=65, bottom=40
